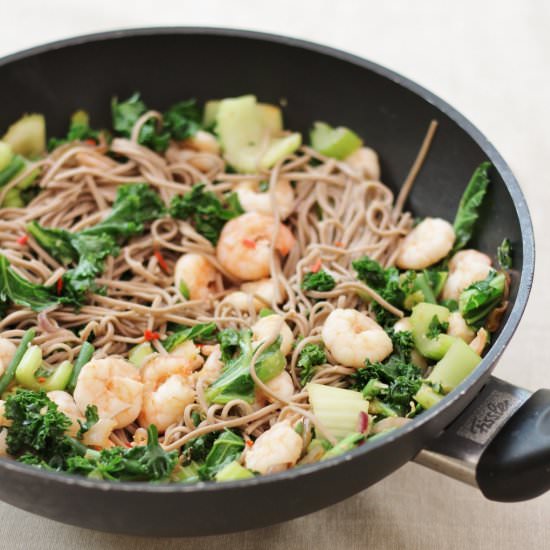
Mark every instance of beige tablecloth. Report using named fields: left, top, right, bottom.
left=0, top=1, right=549, bottom=548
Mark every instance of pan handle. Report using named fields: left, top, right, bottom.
left=414, top=376, right=550, bottom=501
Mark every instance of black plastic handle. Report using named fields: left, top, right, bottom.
left=477, top=389, right=550, bottom=501
left=415, top=377, right=550, bottom=502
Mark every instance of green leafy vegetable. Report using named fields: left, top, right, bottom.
left=67, top=342, right=94, bottom=394
left=301, top=270, right=336, bottom=292
left=182, top=432, right=219, bottom=464
left=163, top=322, right=217, bottom=352
left=351, top=256, right=387, bottom=289
left=497, top=238, right=513, bottom=270
left=169, top=184, right=243, bottom=245
left=48, top=110, right=100, bottom=150
left=352, top=355, right=422, bottom=417
left=111, top=93, right=201, bottom=152
left=0, top=254, right=59, bottom=312
left=217, top=328, right=242, bottom=362
left=321, top=432, right=365, bottom=460
left=198, top=430, right=245, bottom=480
left=4, top=389, right=83, bottom=469
left=26, top=183, right=164, bottom=306
left=459, top=270, right=505, bottom=327
left=76, top=405, right=99, bottom=440
left=426, top=315, right=449, bottom=340
left=452, top=162, right=491, bottom=252
left=389, top=329, right=414, bottom=363
left=297, top=343, right=326, bottom=386
left=206, top=330, right=285, bottom=404
left=0, top=154, right=25, bottom=188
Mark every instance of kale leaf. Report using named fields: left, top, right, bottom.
left=48, top=110, right=100, bottom=150
left=301, top=270, right=336, bottom=292
left=197, top=430, right=245, bottom=481
left=351, top=256, right=387, bottom=289
left=426, top=315, right=449, bottom=340
left=297, top=343, right=326, bottom=386
left=76, top=405, right=99, bottom=440
left=452, top=162, right=491, bottom=252
left=497, top=238, right=513, bottom=270
left=459, top=270, right=506, bottom=327
left=163, top=322, right=217, bottom=352
left=169, top=184, right=243, bottom=245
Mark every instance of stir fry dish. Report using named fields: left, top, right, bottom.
left=0, top=94, right=512, bottom=482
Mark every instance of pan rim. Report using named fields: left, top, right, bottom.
left=0, top=26, right=536, bottom=494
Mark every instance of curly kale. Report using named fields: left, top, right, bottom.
left=301, top=270, right=336, bottom=292
left=426, top=315, right=450, bottom=340
left=169, top=184, right=243, bottom=245
left=297, top=344, right=327, bottom=386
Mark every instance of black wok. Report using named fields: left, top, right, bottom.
left=0, top=28, right=548, bottom=537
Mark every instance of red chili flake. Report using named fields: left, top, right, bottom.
left=56, top=278, right=64, bottom=296
left=245, top=439, right=254, bottom=448
left=154, top=250, right=170, bottom=274
left=85, top=138, right=96, bottom=146
left=334, top=241, right=344, bottom=248
left=37, top=377, right=46, bottom=384
left=358, top=411, right=369, bottom=434
left=16, top=234, right=29, bottom=246
left=144, top=329, right=160, bottom=342
left=310, top=259, right=322, bottom=273
left=242, top=238, right=256, bottom=249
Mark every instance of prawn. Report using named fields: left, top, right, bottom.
left=447, top=311, right=475, bottom=344
left=344, top=147, right=381, bottom=180
left=396, top=218, right=455, bottom=270
left=251, top=314, right=295, bottom=356
left=442, top=249, right=492, bottom=301
left=73, top=357, right=144, bottom=429
left=216, top=212, right=296, bottom=280
left=223, top=278, right=287, bottom=312
left=235, top=178, right=294, bottom=219
left=174, top=253, right=219, bottom=301
left=244, top=421, right=302, bottom=474
left=322, top=308, right=393, bottom=367
left=0, top=338, right=16, bottom=378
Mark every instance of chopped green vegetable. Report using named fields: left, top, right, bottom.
left=198, top=430, right=245, bottom=480
left=4, top=389, right=82, bottom=469
left=301, top=270, right=336, bottom=292
left=162, top=100, right=202, bottom=141
left=66, top=425, right=178, bottom=481
left=351, top=256, right=386, bottom=289
left=217, top=328, right=242, bottom=362
left=452, top=162, right=491, bottom=252
left=497, top=238, right=513, bottom=270
left=0, top=328, right=36, bottom=395
left=321, top=432, right=365, bottom=460
left=425, top=338, right=482, bottom=394
left=297, top=343, right=326, bottom=386
left=0, top=154, right=25, bottom=188
left=182, top=431, right=219, bottom=463
left=206, top=330, right=285, bottom=404
left=179, top=280, right=190, bottom=300
left=76, top=405, right=99, bottom=440
left=215, top=460, right=254, bottom=482
left=169, top=183, right=243, bottom=245
left=459, top=271, right=505, bottom=327
left=258, top=307, right=274, bottom=318
left=174, top=461, right=201, bottom=483
left=310, top=122, right=362, bottom=160
left=67, top=342, right=94, bottom=393
left=410, top=303, right=455, bottom=360
left=14, top=345, right=73, bottom=392
left=163, top=322, right=217, bottom=352
left=440, top=299, right=458, bottom=312
left=353, top=356, right=422, bottom=417
left=0, top=254, right=59, bottom=312
left=413, top=383, right=444, bottom=410
left=0, top=141, right=13, bottom=171
left=48, top=110, right=100, bottom=150
left=2, top=114, right=46, bottom=158
left=307, top=383, right=369, bottom=440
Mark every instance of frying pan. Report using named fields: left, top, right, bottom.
left=0, top=28, right=548, bottom=537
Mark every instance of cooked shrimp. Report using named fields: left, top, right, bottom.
left=235, top=179, right=294, bottom=219
left=0, top=338, right=16, bottom=378
left=396, top=218, right=455, bottom=270
left=174, top=253, right=219, bottom=301
left=139, top=349, right=200, bottom=432
left=442, top=250, right=492, bottom=301
left=245, top=421, right=302, bottom=474
left=252, top=314, right=295, bottom=355
left=447, top=312, right=475, bottom=344
left=73, top=357, right=144, bottom=429
left=180, top=130, right=220, bottom=155
left=392, top=317, right=427, bottom=370
left=216, top=212, right=296, bottom=280
left=470, top=328, right=489, bottom=355
left=262, top=371, right=295, bottom=402
left=224, top=278, right=287, bottom=312
left=344, top=147, right=380, bottom=180
left=48, top=390, right=116, bottom=448
left=0, top=400, right=9, bottom=427
left=169, top=340, right=204, bottom=370
left=196, top=345, right=223, bottom=386
left=322, top=309, right=393, bottom=368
